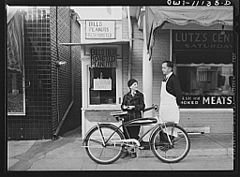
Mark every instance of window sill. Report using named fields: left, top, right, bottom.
left=180, top=108, right=233, bottom=112
left=83, top=105, right=121, bottom=111
left=8, top=113, right=26, bottom=116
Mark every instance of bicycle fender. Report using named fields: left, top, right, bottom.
left=82, top=123, right=124, bottom=144
left=149, top=122, right=177, bottom=142
left=149, top=125, right=161, bottom=142
left=82, top=124, right=98, bottom=144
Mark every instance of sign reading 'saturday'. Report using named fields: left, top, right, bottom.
left=181, top=95, right=233, bottom=108
left=173, top=30, right=233, bottom=50
left=85, top=21, right=115, bottom=39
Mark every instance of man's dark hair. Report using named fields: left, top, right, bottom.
left=162, top=61, right=173, bottom=69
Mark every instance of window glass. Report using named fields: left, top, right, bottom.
left=177, top=64, right=233, bottom=96
left=7, top=70, right=25, bottom=114
left=89, top=68, right=116, bottom=105
left=173, top=30, right=233, bottom=108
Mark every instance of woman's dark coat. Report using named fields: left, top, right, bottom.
left=121, top=90, right=145, bottom=121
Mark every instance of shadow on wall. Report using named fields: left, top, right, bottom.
left=58, top=102, right=81, bottom=136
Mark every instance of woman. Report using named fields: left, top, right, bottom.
left=121, top=79, right=145, bottom=158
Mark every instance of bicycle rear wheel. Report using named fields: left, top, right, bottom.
left=150, top=124, right=190, bottom=163
left=84, top=124, right=125, bottom=164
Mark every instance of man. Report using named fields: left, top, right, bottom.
left=159, top=61, right=182, bottom=141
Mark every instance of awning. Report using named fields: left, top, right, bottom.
left=144, top=6, right=233, bottom=60
left=149, top=6, right=233, bottom=28
left=59, top=39, right=129, bottom=46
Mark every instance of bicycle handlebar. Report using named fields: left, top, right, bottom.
left=143, top=104, right=159, bottom=112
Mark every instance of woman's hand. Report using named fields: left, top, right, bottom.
left=122, top=105, right=135, bottom=110
left=128, top=106, right=135, bottom=110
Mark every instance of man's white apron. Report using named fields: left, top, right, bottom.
left=139, top=77, right=180, bottom=140
left=158, top=78, right=180, bottom=137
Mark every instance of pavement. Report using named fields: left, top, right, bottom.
left=7, top=127, right=234, bottom=171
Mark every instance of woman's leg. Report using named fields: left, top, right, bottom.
left=127, top=126, right=140, bottom=140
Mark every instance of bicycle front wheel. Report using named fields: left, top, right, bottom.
left=150, top=124, right=190, bottom=163
left=84, top=124, right=125, bottom=164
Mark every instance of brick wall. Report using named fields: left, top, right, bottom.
left=59, top=11, right=82, bottom=134
left=7, top=7, right=82, bottom=139
left=8, top=7, right=52, bottom=139
left=50, top=7, right=72, bottom=133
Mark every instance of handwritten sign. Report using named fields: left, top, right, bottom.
left=173, top=30, right=233, bottom=50
left=93, top=78, right=112, bottom=90
left=85, top=21, right=115, bottom=39
left=91, top=48, right=117, bottom=68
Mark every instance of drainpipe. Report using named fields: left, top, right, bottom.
left=53, top=8, right=74, bottom=139
left=127, top=6, right=133, bottom=80
left=53, top=6, right=60, bottom=139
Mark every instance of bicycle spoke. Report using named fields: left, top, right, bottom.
left=88, top=138, right=103, bottom=145
left=84, top=125, right=124, bottom=164
left=151, top=124, right=190, bottom=163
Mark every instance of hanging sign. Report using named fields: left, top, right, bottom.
left=90, top=48, right=117, bottom=68
left=85, top=20, right=116, bottom=39
left=173, top=30, right=233, bottom=50
left=93, top=78, right=112, bottom=90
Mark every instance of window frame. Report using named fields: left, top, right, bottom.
left=170, top=29, right=234, bottom=109
left=7, top=63, right=26, bottom=116
left=87, top=59, right=122, bottom=110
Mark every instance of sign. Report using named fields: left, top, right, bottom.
left=173, top=30, right=233, bottom=50
left=91, top=48, right=117, bottom=68
left=180, top=95, right=233, bottom=108
left=93, top=78, right=112, bottom=90
left=85, top=20, right=116, bottom=39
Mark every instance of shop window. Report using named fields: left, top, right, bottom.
left=173, top=30, right=233, bottom=108
left=89, top=68, right=116, bottom=105
left=88, top=47, right=119, bottom=105
left=177, top=64, right=233, bottom=96
left=7, top=70, right=25, bottom=114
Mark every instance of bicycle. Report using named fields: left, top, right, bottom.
left=82, top=104, right=190, bottom=164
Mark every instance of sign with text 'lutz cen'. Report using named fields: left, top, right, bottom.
left=173, top=30, right=233, bottom=50
left=90, top=48, right=117, bottom=68
left=85, top=21, right=116, bottom=39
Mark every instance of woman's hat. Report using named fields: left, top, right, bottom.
left=127, top=79, right=138, bottom=88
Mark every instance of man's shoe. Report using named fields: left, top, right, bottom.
left=140, top=141, right=150, bottom=150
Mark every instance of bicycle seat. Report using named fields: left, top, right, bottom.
left=110, top=111, right=128, bottom=121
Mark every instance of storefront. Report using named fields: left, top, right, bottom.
left=130, top=6, right=234, bottom=134
left=67, top=6, right=234, bottom=137
left=77, top=13, right=131, bottom=137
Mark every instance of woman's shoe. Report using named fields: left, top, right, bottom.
left=130, top=152, right=137, bottom=158
left=120, top=151, right=129, bottom=158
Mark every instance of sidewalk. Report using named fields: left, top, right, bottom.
left=7, top=128, right=234, bottom=171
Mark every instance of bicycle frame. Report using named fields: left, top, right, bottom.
left=89, top=118, right=176, bottom=149
left=83, top=105, right=190, bottom=164
left=83, top=105, right=176, bottom=147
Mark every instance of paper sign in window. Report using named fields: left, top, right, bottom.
left=93, top=78, right=112, bottom=90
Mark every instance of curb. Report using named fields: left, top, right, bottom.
left=138, top=147, right=233, bottom=158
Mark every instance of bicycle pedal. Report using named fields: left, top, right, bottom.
left=139, top=146, right=145, bottom=150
